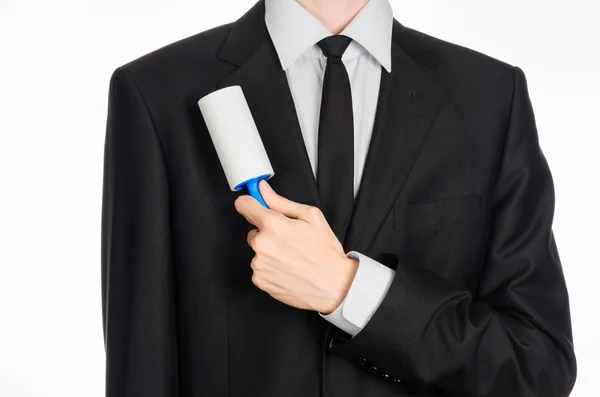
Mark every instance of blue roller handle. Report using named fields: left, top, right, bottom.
left=235, top=174, right=272, bottom=209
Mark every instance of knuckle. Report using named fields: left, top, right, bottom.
left=262, top=213, right=280, bottom=229
left=307, top=205, right=323, bottom=219
left=250, top=234, right=266, bottom=252
left=246, top=229, right=255, bottom=244
left=250, top=257, right=261, bottom=271
left=235, top=196, right=246, bottom=210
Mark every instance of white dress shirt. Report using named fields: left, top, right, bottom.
left=264, top=0, right=396, bottom=337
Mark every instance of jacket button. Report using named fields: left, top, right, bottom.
left=356, top=356, right=369, bottom=367
left=328, top=337, right=336, bottom=350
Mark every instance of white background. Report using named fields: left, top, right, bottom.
left=1, top=0, right=598, bottom=396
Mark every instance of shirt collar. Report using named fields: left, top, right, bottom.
left=264, top=0, right=393, bottom=72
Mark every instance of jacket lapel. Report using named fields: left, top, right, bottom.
left=215, top=1, right=322, bottom=212
left=342, top=29, right=447, bottom=254
left=214, top=0, right=446, bottom=254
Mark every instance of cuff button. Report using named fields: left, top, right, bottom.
left=356, top=356, right=369, bottom=367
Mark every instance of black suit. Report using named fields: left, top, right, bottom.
left=101, top=1, right=576, bottom=396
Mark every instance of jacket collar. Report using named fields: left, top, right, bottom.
left=264, top=0, right=393, bottom=72
left=218, top=0, right=440, bottom=71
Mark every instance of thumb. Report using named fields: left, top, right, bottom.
left=259, top=179, right=308, bottom=220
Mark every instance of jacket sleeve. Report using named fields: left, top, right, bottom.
left=326, top=66, right=577, bottom=396
left=101, top=66, right=179, bottom=396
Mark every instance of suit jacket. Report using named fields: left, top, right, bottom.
left=101, top=0, right=577, bottom=396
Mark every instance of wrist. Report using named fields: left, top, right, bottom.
left=319, top=255, right=359, bottom=314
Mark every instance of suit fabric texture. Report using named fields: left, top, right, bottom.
left=101, top=0, right=577, bottom=396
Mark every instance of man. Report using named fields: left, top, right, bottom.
left=101, top=0, right=577, bottom=396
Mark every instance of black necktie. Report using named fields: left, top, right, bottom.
left=316, top=34, right=354, bottom=244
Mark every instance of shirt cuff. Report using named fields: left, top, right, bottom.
left=319, top=251, right=396, bottom=337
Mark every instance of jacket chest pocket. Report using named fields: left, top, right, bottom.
left=384, top=192, right=487, bottom=287
left=393, top=192, right=483, bottom=231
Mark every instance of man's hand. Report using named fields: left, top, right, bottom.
left=234, top=179, right=358, bottom=314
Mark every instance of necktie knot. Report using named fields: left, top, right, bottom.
left=317, top=35, right=352, bottom=60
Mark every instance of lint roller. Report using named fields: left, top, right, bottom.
left=197, top=85, right=274, bottom=208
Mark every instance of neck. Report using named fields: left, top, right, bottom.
left=295, top=0, right=370, bottom=34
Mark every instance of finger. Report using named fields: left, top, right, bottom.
left=247, top=228, right=259, bottom=247
left=259, top=179, right=314, bottom=221
left=234, top=194, right=272, bottom=230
